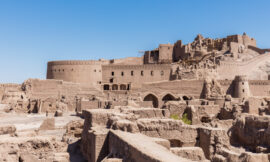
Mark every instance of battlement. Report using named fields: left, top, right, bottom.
left=234, top=75, right=248, bottom=82
left=47, top=60, right=109, bottom=66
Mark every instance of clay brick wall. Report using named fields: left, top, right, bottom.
left=28, top=79, right=81, bottom=99
left=102, top=64, right=171, bottom=88
left=143, top=50, right=159, bottom=64
left=249, top=80, right=270, bottom=96
left=0, top=84, right=21, bottom=101
left=139, top=80, right=204, bottom=99
left=159, top=44, right=174, bottom=63
left=47, top=60, right=109, bottom=87
left=217, top=53, right=270, bottom=80
left=111, top=57, right=143, bottom=65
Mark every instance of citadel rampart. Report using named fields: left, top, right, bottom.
left=217, top=52, right=270, bottom=80
left=102, top=64, right=171, bottom=89
left=47, top=60, right=109, bottom=87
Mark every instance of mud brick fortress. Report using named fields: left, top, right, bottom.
left=2, top=33, right=270, bottom=162
left=46, top=33, right=270, bottom=107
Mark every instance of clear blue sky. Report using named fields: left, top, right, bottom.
left=0, top=0, right=269, bottom=83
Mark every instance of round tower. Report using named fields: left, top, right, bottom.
left=233, top=75, right=251, bottom=98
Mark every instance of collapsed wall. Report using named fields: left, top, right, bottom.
left=1, top=79, right=103, bottom=113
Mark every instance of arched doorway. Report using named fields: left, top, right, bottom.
left=143, top=94, right=159, bottom=108
left=112, top=84, right=118, bottom=90
left=120, top=84, right=127, bottom=90
left=183, top=96, right=189, bottom=100
left=162, top=94, right=176, bottom=103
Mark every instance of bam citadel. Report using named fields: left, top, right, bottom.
left=2, top=33, right=270, bottom=162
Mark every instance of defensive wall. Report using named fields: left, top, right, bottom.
left=217, top=52, right=270, bottom=80
left=0, top=84, right=21, bottom=102
left=47, top=60, right=109, bottom=87
left=219, top=79, right=270, bottom=97
left=102, top=64, right=171, bottom=89
left=131, top=80, right=205, bottom=108
left=131, top=79, right=270, bottom=108
left=110, top=57, right=143, bottom=65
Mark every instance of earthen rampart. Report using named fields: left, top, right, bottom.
left=217, top=53, right=270, bottom=79
left=47, top=60, right=109, bottom=86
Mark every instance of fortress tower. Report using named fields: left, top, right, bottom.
left=233, top=75, right=251, bottom=98
left=46, top=60, right=109, bottom=87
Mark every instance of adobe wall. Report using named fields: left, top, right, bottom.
left=159, top=44, right=174, bottom=63
left=25, top=79, right=82, bottom=99
left=219, top=80, right=270, bottom=97
left=109, top=130, right=189, bottom=162
left=139, top=80, right=205, bottom=99
left=0, top=84, right=21, bottom=102
left=173, top=40, right=185, bottom=61
left=249, top=80, right=270, bottom=97
left=217, top=53, right=270, bottom=80
left=110, top=57, right=143, bottom=65
left=143, top=50, right=159, bottom=64
left=47, top=60, right=109, bottom=87
left=102, top=64, right=171, bottom=88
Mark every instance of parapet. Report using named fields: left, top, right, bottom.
left=47, top=60, right=109, bottom=66
left=234, top=75, right=248, bottom=82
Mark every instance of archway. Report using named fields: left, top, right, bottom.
left=143, top=94, right=159, bottom=108
left=112, top=84, right=118, bottom=90
left=162, top=94, right=176, bottom=102
left=120, top=84, right=127, bottom=90
left=183, top=96, right=189, bottom=100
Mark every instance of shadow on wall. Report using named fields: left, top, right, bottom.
left=68, top=140, right=87, bottom=162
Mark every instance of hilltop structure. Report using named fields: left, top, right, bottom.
left=1, top=33, right=270, bottom=162
left=47, top=33, right=270, bottom=89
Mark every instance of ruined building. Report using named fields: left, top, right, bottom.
left=1, top=33, right=270, bottom=162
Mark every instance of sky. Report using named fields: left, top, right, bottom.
left=0, top=0, right=270, bottom=83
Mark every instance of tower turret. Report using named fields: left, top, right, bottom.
left=233, top=75, right=251, bottom=98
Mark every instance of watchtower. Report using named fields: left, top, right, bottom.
left=233, top=75, right=251, bottom=98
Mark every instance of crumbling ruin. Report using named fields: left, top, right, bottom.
left=1, top=33, right=270, bottom=161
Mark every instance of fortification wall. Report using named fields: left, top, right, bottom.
left=111, top=57, right=143, bottom=65
left=248, top=45, right=270, bottom=54
left=24, top=79, right=82, bottom=99
left=159, top=44, right=174, bottom=63
left=138, top=80, right=204, bottom=98
left=102, top=64, right=171, bottom=88
left=218, top=80, right=233, bottom=95
left=47, top=60, right=109, bottom=86
left=218, top=80, right=270, bottom=97
left=0, top=84, right=21, bottom=102
left=217, top=53, right=270, bottom=80
left=249, top=80, right=270, bottom=97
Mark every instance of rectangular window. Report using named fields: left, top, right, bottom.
left=121, top=72, right=124, bottom=76
left=131, top=71, right=134, bottom=76
left=111, top=72, right=114, bottom=76
left=141, top=71, right=144, bottom=76
left=151, top=71, right=154, bottom=76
